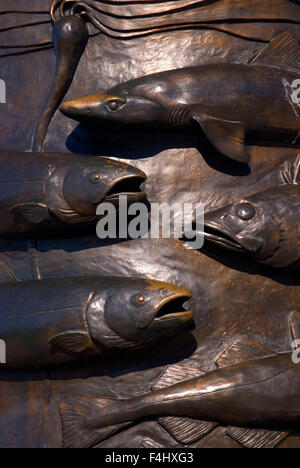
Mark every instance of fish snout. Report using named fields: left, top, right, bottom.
left=203, top=213, right=264, bottom=255
left=203, top=210, right=245, bottom=252
left=102, top=168, right=147, bottom=206
left=138, top=282, right=193, bottom=330
left=60, top=93, right=104, bottom=120
left=60, top=93, right=125, bottom=121
left=60, top=98, right=89, bottom=120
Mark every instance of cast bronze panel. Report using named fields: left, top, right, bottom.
left=1, top=0, right=300, bottom=449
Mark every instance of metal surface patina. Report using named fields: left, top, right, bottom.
left=1, top=0, right=300, bottom=449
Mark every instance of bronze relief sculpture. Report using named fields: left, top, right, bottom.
left=59, top=328, right=300, bottom=449
left=0, top=277, right=193, bottom=369
left=2, top=0, right=300, bottom=449
left=0, top=152, right=146, bottom=237
left=189, top=156, right=300, bottom=270
left=60, top=32, right=300, bottom=164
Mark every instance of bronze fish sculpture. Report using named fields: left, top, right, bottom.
left=59, top=313, right=300, bottom=449
left=200, top=157, right=300, bottom=269
left=0, top=276, right=193, bottom=369
left=61, top=32, right=300, bottom=164
left=0, top=152, right=146, bottom=237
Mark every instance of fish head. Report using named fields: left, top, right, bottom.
left=86, top=278, right=194, bottom=351
left=60, top=157, right=147, bottom=217
left=203, top=186, right=297, bottom=266
left=60, top=87, right=169, bottom=125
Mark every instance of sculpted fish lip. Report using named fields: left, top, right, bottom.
left=204, top=221, right=244, bottom=252
left=153, top=291, right=193, bottom=325
left=102, top=174, right=147, bottom=204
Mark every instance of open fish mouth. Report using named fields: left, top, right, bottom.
left=204, top=222, right=244, bottom=252
left=154, top=293, right=193, bottom=325
left=103, top=175, right=147, bottom=205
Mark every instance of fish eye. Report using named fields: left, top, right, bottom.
left=106, top=99, right=125, bottom=112
left=235, top=203, right=256, bottom=221
left=89, top=171, right=101, bottom=183
left=92, top=172, right=101, bottom=181
left=137, top=295, right=145, bottom=303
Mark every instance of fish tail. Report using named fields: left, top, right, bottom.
left=59, top=395, right=131, bottom=449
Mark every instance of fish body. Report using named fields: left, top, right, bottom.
left=59, top=333, right=300, bottom=448
left=83, top=353, right=299, bottom=426
left=61, top=32, right=300, bottom=164
left=0, top=152, right=146, bottom=237
left=202, top=181, right=300, bottom=269
left=0, top=276, right=193, bottom=369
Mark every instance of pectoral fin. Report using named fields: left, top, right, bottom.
left=10, top=203, right=49, bottom=224
left=193, top=112, right=249, bottom=164
left=49, top=330, right=92, bottom=354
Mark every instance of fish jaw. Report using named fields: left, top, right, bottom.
left=101, top=172, right=147, bottom=208
left=138, top=281, right=194, bottom=330
left=204, top=220, right=247, bottom=253
left=203, top=207, right=264, bottom=255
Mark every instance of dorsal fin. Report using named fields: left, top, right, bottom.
left=216, top=337, right=271, bottom=369
left=247, top=32, right=300, bottom=70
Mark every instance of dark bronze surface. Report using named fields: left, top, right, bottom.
left=1, top=0, right=300, bottom=449
left=33, top=16, right=89, bottom=151
left=202, top=182, right=300, bottom=270
left=59, top=339, right=300, bottom=448
left=60, top=32, right=300, bottom=164
left=0, top=276, right=193, bottom=369
left=0, top=152, right=146, bottom=237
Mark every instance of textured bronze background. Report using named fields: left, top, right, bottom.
left=1, top=0, right=300, bottom=448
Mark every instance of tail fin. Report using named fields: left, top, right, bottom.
left=59, top=395, right=130, bottom=448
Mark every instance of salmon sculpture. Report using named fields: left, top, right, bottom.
left=0, top=276, right=193, bottom=369
left=196, top=156, right=300, bottom=270
left=0, top=152, right=146, bottom=237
